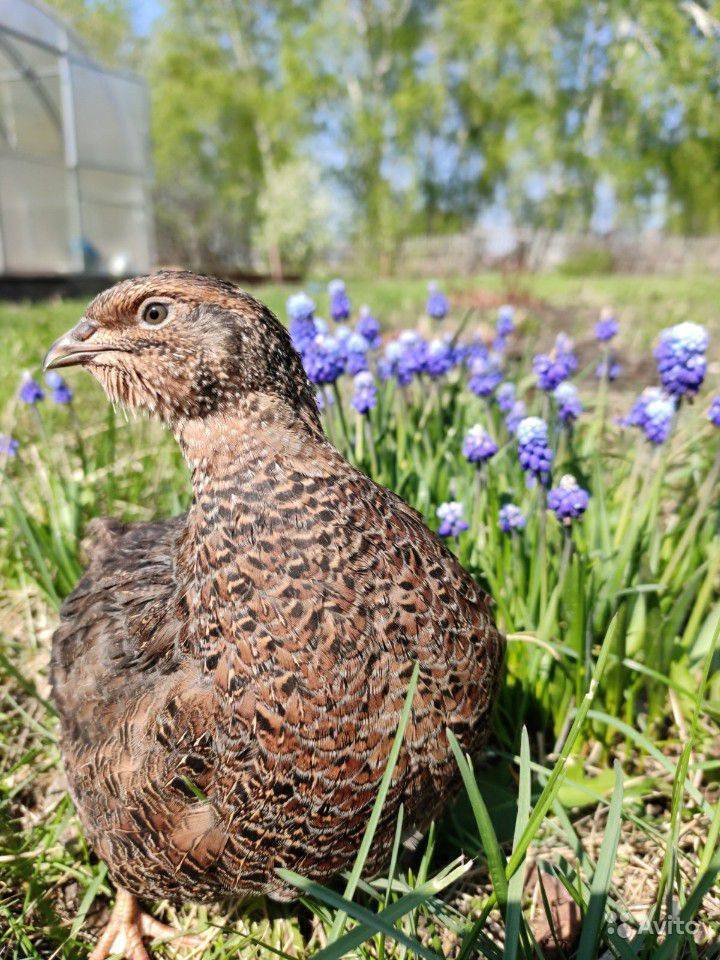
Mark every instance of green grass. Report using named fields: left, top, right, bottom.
left=1, top=270, right=720, bottom=958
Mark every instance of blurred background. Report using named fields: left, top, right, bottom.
left=3, top=0, right=720, bottom=291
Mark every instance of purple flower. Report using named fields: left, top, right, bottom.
left=328, top=279, right=351, bottom=322
left=423, top=338, right=457, bottom=379
left=708, top=396, right=720, bottom=427
left=462, top=425, right=498, bottom=465
left=497, top=304, right=515, bottom=337
left=351, top=371, right=377, bottom=415
left=468, top=353, right=503, bottom=397
left=302, top=334, right=345, bottom=385
left=287, top=292, right=318, bottom=353
left=378, top=331, right=427, bottom=385
left=517, top=417, right=553, bottom=485
left=287, top=292, right=315, bottom=323
left=496, top=382, right=516, bottom=412
left=595, top=309, right=619, bottom=342
left=19, top=374, right=44, bottom=405
left=555, top=333, right=578, bottom=374
left=596, top=358, right=621, bottom=381
left=654, top=322, right=708, bottom=398
left=45, top=371, right=73, bottom=404
left=463, top=339, right=489, bottom=364
left=499, top=503, right=526, bottom=533
left=0, top=434, right=19, bottom=458
left=532, top=335, right=576, bottom=390
left=336, top=327, right=369, bottom=375
left=505, top=399, right=527, bottom=435
left=643, top=395, right=676, bottom=444
left=356, top=306, right=382, bottom=350
left=548, top=475, right=590, bottom=525
left=426, top=282, right=449, bottom=320
left=436, top=500, right=469, bottom=538
left=623, top=387, right=664, bottom=430
left=554, top=382, right=583, bottom=424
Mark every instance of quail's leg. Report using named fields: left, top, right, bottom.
left=88, top=888, right=204, bottom=960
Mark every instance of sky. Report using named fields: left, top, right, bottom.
left=131, top=0, right=162, bottom=36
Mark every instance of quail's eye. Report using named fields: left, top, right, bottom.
left=140, top=301, right=169, bottom=326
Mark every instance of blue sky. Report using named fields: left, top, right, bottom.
left=131, top=0, right=162, bottom=36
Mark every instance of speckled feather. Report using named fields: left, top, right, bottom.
left=50, top=271, right=504, bottom=904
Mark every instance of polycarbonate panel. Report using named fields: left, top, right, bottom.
left=78, top=169, right=145, bottom=206
left=0, top=35, right=63, bottom=158
left=0, top=156, right=80, bottom=273
left=0, top=0, right=66, bottom=49
left=80, top=201, right=151, bottom=274
left=72, top=63, right=148, bottom=172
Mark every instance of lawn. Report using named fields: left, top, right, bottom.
left=1, top=269, right=720, bottom=958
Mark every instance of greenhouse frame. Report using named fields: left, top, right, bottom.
left=0, top=0, right=154, bottom=279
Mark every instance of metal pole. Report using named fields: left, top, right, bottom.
left=58, top=26, right=84, bottom=274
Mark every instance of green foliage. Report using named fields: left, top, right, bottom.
left=560, top=247, right=616, bottom=277
left=43, top=0, right=720, bottom=268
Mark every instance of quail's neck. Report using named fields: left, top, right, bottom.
left=175, top=393, right=324, bottom=489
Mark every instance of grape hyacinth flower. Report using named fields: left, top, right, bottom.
left=287, top=292, right=317, bottom=353
left=378, top=334, right=419, bottom=386
left=623, top=387, right=664, bottom=431
left=643, top=395, right=676, bottom=444
left=0, top=434, right=19, bottom=459
left=505, top=399, right=527, bottom=435
left=497, top=304, right=515, bottom=337
left=654, top=322, right=708, bottom=398
left=595, top=308, right=619, bottom=342
left=517, top=416, right=554, bottom=485
left=337, top=329, right=369, bottom=375
left=548, top=475, right=590, bottom=525
left=436, top=500, right=469, bottom=538
left=45, top=370, right=73, bottom=404
left=555, top=333, right=579, bottom=374
left=383, top=330, right=428, bottom=385
left=463, top=338, right=489, bottom=364
left=302, top=334, right=345, bottom=385
left=462, top=425, right=498, bottom=465
left=708, top=396, right=720, bottom=428
left=328, top=279, right=351, bottom=322
left=499, top=503, right=526, bottom=533
left=533, top=334, right=577, bottom=392
left=468, top=352, right=503, bottom=397
left=554, top=382, right=583, bottom=424
left=496, top=382, right=516, bottom=412
left=423, top=337, right=457, bottom=379
left=356, top=305, right=382, bottom=350
left=596, top=358, right=621, bottom=381
left=350, top=371, right=377, bottom=415
left=19, top=373, right=44, bottom=405
left=426, top=281, right=449, bottom=320
left=287, top=291, right=315, bottom=323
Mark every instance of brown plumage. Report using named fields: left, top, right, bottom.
left=44, top=271, right=504, bottom=958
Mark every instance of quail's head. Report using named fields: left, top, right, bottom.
left=43, top=271, right=318, bottom=426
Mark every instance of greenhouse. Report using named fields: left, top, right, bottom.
left=0, top=0, right=153, bottom=278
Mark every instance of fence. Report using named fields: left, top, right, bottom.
left=329, top=229, right=720, bottom=277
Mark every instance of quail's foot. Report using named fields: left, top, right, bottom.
left=88, top=888, right=205, bottom=960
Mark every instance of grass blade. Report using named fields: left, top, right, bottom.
left=503, top=727, right=531, bottom=960
left=576, top=761, right=624, bottom=959
left=448, top=728, right=509, bottom=909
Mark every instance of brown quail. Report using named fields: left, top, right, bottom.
left=43, top=271, right=504, bottom=959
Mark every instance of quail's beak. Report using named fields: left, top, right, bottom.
left=43, top=320, right=116, bottom=372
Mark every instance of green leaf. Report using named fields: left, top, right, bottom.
left=448, top=729, right=509, bottom=909
left=503, top=727, right=531, bottom=960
